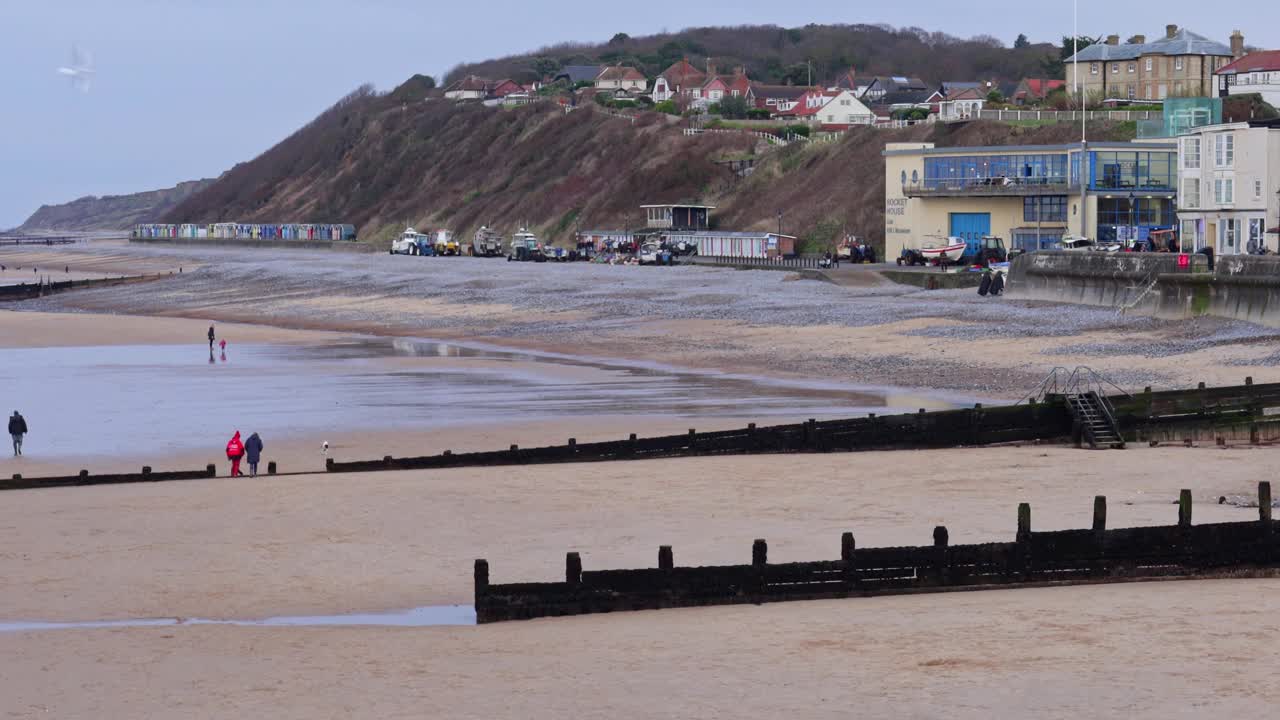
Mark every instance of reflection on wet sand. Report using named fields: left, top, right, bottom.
left=0, top=604, right=476, bottom=633
left=0, top=335, right=972, bottom=459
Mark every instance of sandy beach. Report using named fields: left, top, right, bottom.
left=2, top=444, right=1279, bottom=718
left=4, top=241, right=1280, bottom=718
left=9, top=242, right=1280, bottom=397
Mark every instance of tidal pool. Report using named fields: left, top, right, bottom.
left=0, top=336, right=970, bottom=458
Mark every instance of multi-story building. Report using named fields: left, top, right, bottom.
left=1175, top=119, right=1280, bottom=254
left=1215, top=51, right=1280, bottom=109
left=1067, top=25, right=1243, bottom=101
left=883, top=141, right=1178, bottom=258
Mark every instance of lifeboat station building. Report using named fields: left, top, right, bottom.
left=882, top=140, right=1178, bottom=258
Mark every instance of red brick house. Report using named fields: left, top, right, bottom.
left=653, top=58, right=707, bottom=102
left=1012, top=78, right=1066, bottom=106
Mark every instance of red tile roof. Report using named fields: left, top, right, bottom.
left=1217, top=50, right=1280, bottom=75
left=1022, top=79, right=1065, bottom=97
left=659, top=59, right=706, bottom=87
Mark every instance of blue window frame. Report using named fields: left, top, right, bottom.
left=1088, top=150, right=1175, bottom=191
left=1023, top=196, right=1068, bottom=222
left=923, top=153, right=1069, bottom=189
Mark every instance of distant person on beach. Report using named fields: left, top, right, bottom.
left=244, top=432, right=264, bottom=477
left=9, top=411, right=27, bottom=457
left=226, top=431, right=245, bottom=477
left=208, top=325, right=216, bottom=350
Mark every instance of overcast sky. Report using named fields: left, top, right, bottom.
left=3, top=0, right=1275, bottom=228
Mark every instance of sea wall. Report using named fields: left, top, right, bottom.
left=1005, top=251, right=1280, bottom=327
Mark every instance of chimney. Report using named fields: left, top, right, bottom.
left=1132, top=35, right=1146, bottom=45
left=707, top=60, right=717, bottom=77
left=1107, top=35, right=1121, bottom=46
left=1166, top=24, right=1178, bottom=40
left=1231, top=30, right=1245, bottom=58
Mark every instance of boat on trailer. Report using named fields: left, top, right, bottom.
left=920, top=236, right=967, bottom=264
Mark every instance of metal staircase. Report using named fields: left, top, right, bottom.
left=1019, top=366, right=1130, bottom=450
left=1066, top=391, right=1125, bottom=449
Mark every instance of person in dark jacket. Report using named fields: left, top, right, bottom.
left=9, top=411, right=28, bottom=456
left=208, top=325, right=216, bottom=350
left=244, top=432, right=264, bottom=477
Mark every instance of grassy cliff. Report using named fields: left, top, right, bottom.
left=163, top=85, right=1134, bottom=253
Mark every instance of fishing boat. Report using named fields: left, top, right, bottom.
left=920, top=236, right=967, bottom=264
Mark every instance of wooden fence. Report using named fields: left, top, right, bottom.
left=0, top=274, right=166, bottom=302
left=475, top=484, right=1280, bottom=622
left=2, top=461, right=279, bottom=492
left=324, top=380, right=1280, bottom=475
left=325, top=401, right=1072, bottom=474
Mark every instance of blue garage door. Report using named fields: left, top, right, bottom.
left=949, top=213, right=991, bottom=247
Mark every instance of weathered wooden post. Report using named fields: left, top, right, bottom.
left=325, top=458, right=334, bottom=472
left=1093, top=496, right=1107, bottom=535
left=473, top=559, right=489, bottom=612
left=1014, top=502, right=1032, bottom=578
left=566, top=552, right=582, bottom=584
left=970, top=404, right=983, bottom=446
left=267, top=461, right=277, bottom=475
left=752, top=539, right=768, bottom=566
left=933, top=526, right=949, bottom=584
left=11, top=474, right=21, bottom=482
left=1259, top=482, right=1272, bottom=523
left=78, top=469, right=89, bottom=482
left=841, top=532, right=857, bottom=588
left=1178, top=489, right=1193, bottom=527
left=142, top=466, right=152, bottom=480
left=207, top=463, right=217, bottom=477
left=382, top=455, right=393, bottom=468
left=659, top=545, right=674, bottom=570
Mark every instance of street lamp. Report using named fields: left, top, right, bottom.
left=1128, top=191, right=1137, bottom=248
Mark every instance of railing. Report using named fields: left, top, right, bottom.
left=978, top=109, right=1159, bottom=122
left=1020, top=366, right=1134, bottom=405
left=903, top=177, right=1072, bottom=197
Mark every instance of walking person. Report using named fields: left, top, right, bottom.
left=9, top=411, right=27, bottom=457
left=226, top=431, right=245, bottom=477
left=208, top=325, right=216, bottom=351
left=244, top=432, right=264, bottom=477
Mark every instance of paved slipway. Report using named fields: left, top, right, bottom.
left=8, top=240, right=1280, bottom=398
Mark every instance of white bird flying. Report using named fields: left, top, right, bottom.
left=56, top=46, right=95, bottom=93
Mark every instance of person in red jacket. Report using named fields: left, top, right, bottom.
left=226, top=431, right=245, bottom=477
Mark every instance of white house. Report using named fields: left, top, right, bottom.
left=1216, top=51, right=1280, bottom=109
left=816, top=90, right=875, bottom=129
left=595, top=65, right=648, bottom=94
left=1176, top=120, right=1280, bottom=255
left=938, top=87, right=985, bottom=122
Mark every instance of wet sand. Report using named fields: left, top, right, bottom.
left=5, top=580, right=1279, bottom=719
left=2, top=446, right=1278, bottom=718
left=0, top=445, right=1270, bottom=621
left=12, top=242, right=1280, bottom=398
left=5, top=243, right=1280, bottom=717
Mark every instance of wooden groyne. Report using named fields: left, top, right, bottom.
left=475, top=485, right=1280, bottom=623
left=1, top=462, right=278, bottom=492
left=325, top=379, right=1280, bottom=474
left=0, top=274, right=166, bottom=302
